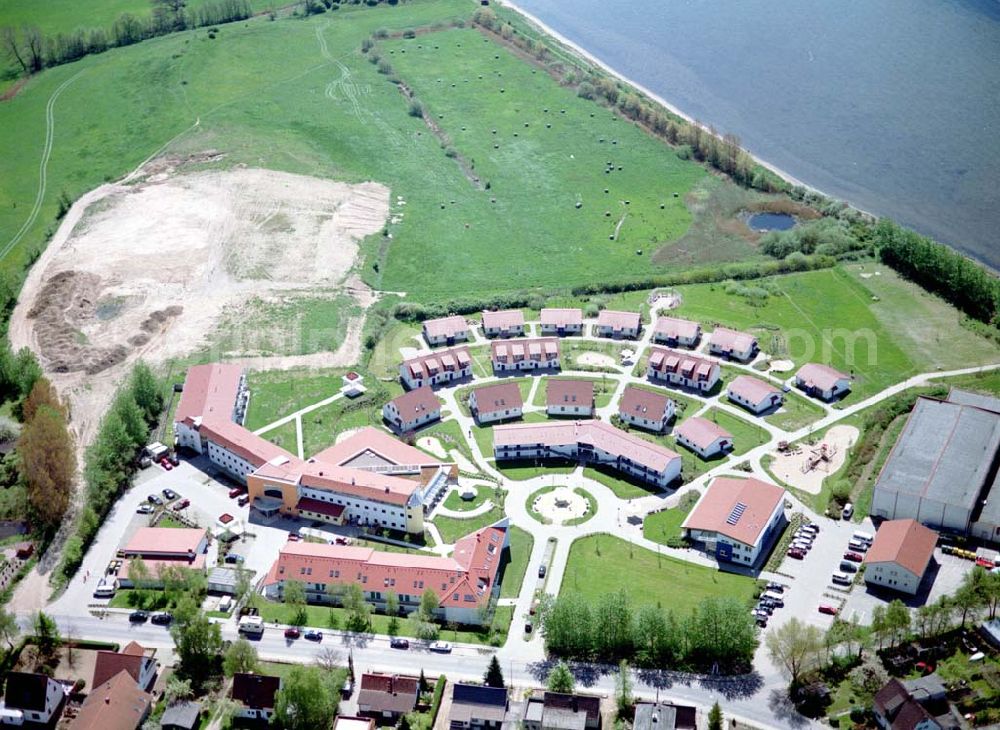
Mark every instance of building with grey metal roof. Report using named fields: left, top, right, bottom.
left=946, top=387, right=1000, bottom=414
left=871, top=395, right=1000, bottom=541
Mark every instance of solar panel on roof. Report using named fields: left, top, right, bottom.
left=726, top=502, right=747, bottom=525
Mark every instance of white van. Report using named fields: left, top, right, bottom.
left=852, top=530, right=874, bottom=544
left=93, top=579, right=117, bottom=598
left=842, top=503, right=854, bottom=519
left=848, top=539, right=868, bottom=552
left=831, top=572, right=851, bottom=585
left=238, top=615, right=264, bottom=636
left=218, top=596, right=233, bottom=614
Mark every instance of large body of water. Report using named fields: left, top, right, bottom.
left=509, top=0, right=1000, bottom=270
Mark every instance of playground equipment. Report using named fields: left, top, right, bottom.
left=802, top=443, right=838, bottom=473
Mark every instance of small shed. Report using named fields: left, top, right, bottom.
left=161, top=701, right=202, bottom=730
left=207, top=567, right=241, bottom=595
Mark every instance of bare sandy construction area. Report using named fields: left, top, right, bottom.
left=576, top=352, right=617, bottom=369
left=10, top=161, right=389, bottom=447
left=768, top=424, right=859, bottom=494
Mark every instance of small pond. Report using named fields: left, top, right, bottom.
left=748, top=212, right=796, bottom=231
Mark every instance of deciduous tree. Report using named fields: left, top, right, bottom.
left=274, top=665, right=338, bottom=730
left=283, top=580, right=308, bottom=627
left=18, top=404, right=74, bottom=530
left=223, top=638, right=259, bottom=677
left=765, top=618, right=823, bottom=684
left=546, top=661, right=575, bottom=694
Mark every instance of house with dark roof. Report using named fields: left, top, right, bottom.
left=70, top=671, right=151, bottom=730
left=92, top=641, right=157, bottom=691
left=546, top=380, right=594, bottom=418
left=1, top=672, right=65, bottom=725
left=357, top=673, right=419, bottom=720
left=618, top=386, right=674, bottom=433
left=469, top=382, right=523, bottom=425
left=382, top=387, right=443, bottom=434
left=231, top=673, right=282, bottom=721
left=633, top=702, right=696, bottom=730
left=160, top=701, right=202, bottom=730
left=522, top=692, right=601, bottom=730
left=864, top=519, right=938, bottom=595
left=873, top=677, right=948, bottom=730
left=449, top=683, right=509, bottom=730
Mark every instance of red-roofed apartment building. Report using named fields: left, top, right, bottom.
left=539, top=308, right=583, bottom=336
left=595, top=310, right=641, bottom=339
left=795, top=363, right=851, bottom=401
left=864, top=519, right=938, bottom=595
left=263, top=523, right=509, bottom=625
left=422, top=315, right=469, bottom=346
left=708, top=327, right=758, bottom=362
left=382, top=386, right=442, bottom=434
left=494, top=420, right=681, bottom=488
left=546, top=380, right=594, bottom=417
left=399, top=347, right=473, bottom=390
left=652, top=317, right=701, bottom=349
left=682, top=477, right=786, bottom=566
left=674, top=417, right=733, bottom=459
left=481, top=310, right=525, bottom=338
left=468, top=382, right=523, bottom=424
left=727, top=375, right=783, bottom=415
left=618, top=386, right=675, bottom=433
left=491, top=338, right=561, bottom=372
left=646, top=347, right=720, bottom=393
left=174, top=363, right=248, bottom=453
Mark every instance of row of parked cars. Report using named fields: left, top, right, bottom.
left=752, top=581, right=788, bottom=627
left=137, top=488, right=189, bottom=514
left=786, top=520, right=821, bottom=559
left=831, top=530, right=873, bottom=586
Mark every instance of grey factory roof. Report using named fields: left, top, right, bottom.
left=947, top=387, right=1000, bottom=415
left=875, top=397, right=1000, bottom=511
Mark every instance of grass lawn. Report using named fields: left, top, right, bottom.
left=560, top=534, right=757, bottom=614
left=701, top=407, right=772, bottom=456
left=368, top=322, right=423, bottom=380
left=564, top=487, right=596, bottom=526
left=642, top=491, right=699, bottom=546
left=259, top=600, right=509, bottom=645
left=499, top=525, right=533, bottom=599
left=442, top=485, right=492, bottom=512
left=530, top=375, right=619, bottom=408
left=257, top=419, right=299, bottom=455
left=583, top=464, right=662, bottom=500
left=561, top=340, right=626, bottom=372
left=764, top=391, right=826, bottom=432
left=431, top=504, right=504, bottom=544
left=417, top=418, right=478, bottom=469
left=299, top=391, right=399, bottom=458
left=525, top=485, right=559, bottom=524
left=156, top=515, right=189, bottom=529
left=498, top=458, right=576, bottom=482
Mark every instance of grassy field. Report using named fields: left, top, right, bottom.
left=642, top=491, right=699, bottom=546
left=764, top=390, right=826, bottom=431
left=499, top=524, right=533, bottom=599
left=672, top=267, right=999, bottom=402
left=368, top=322, right=423, bottom=379
left=442, top=485, right=492, bottom=512
left=431, top=503, right=504, bottom=544
left=531, top=375, right=618, bottom=409
left=583, top=464, right=660, bottom=500
left=560, top=534, right=757, bottom=614
left=701, top=408, right=771, bottom=456
left=259, top=419, right=299, bottom=454
left=497, top=457, right=576, bottom=482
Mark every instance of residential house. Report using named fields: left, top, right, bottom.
left=523, top=692, right=601, bottom=730
left=864, top=519, right=938, bottom=595
left=491, top=338, right=560, bottom=372
left=448, top=684, right=509, bottom=730
left=727, top=375, right=783, bottom=415
left=633, top=702, right=697, bottom=730
left=618, top=386, right=675, bottom=433
left=595, top=310, right=641, bottom=339
left=357, top=673, right=419, bottom=721
left=646, top=348, right=720, bottom=393
left=873, top=677, right=948, bottom=730
left=481, top=310, right=525, bottom=338
left=674, top=417, right=733, bottom=459
left=546, top=380, right=594, bottom=417
left=382, top=387, right=442, bottom=434
left=870, top=393, right=1000, bottom=540
left=493, top=420, right=681, bottom=489
left=422, top=315, right=469, bottom=346
left=70, top=672, right=151, bottom=730
left=334, top=717, right=376, bottom=730
left=682, top=477, right=786, bottom=566
left=399, top=348, right=473, bottom=390
left=93, top=641, right=157, bottom=691
left=231, top=673, right=281, bottom=722
left=160, top=702, right=202, bottom=730
left=539, top=309, right=583, bottom=336
left=794, top=363, right=851, bottom=401
left=0, top=673, right=65, bottom=725
left=469, top=382, right=523, bottom=424
left=652, top=317, right=701, bottom=348
left=263, top=524, right=509, bottom=625
left=708, top=327, right=758, bottom=361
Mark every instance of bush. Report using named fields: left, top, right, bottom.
left=408, top=100, right=423, bottom=118
left=429, top=675, right=447, bottom=726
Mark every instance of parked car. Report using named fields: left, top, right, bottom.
left=229, top=487, right=244, bottom=498
left=288, top=532, right=300, bottom=542
left=766, top=582, right=785, bottom=593
left=129, top=610, right=149, bottom=623
left=238, top=494, right=250, bottom=507
left=304, top=630, right=323, bottom=642
left=831, top=572, right=851, bottom=585
left=168, top=453, right=180, bottom=466
left=755, top=603, right=773, bottom=615
left=538, top=565, right=547, bottom=578
left=161, top=459, right=174, bottom=471
left=842, top=502, right=854, bottom=519
left=791, top=541, right=812, bottom=551
left=151, top=612, right=172, bottom=625
left=172, top=498, right=190, bottom=511
left=390, top=638, right=409, bottom=650
left=525, top=622, right=533, bottom=634
left=429, top=641, right=452, bottom=653
left=801, top=523, right=819, bottom=534
left=136, top=503, right=154, bottom=514
left=762, top=592, right=785, bottom=606
left=843, top=551, right=864, bottom=562
left=818, top=604, right=839, bottom=616
left=839, top=561, right=858, bottom=573
left=787, top=548, right=806, bottom=559
left=284, top=627, right=301, bottom=639
left=755, top=616, right=768, bottom=628
left=848, top=539, right=868, bottom=552
left=162, top=488, right=177, bottom=500
left=224, top=553, right=245, bottom=564
left=147, top=494, right=163, bottom=506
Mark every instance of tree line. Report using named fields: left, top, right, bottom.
left=1, top=0, right=252, bottom=75
left=56, top=361, right=163, bottom=584
left=539, top=590, right=759, bottom=671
